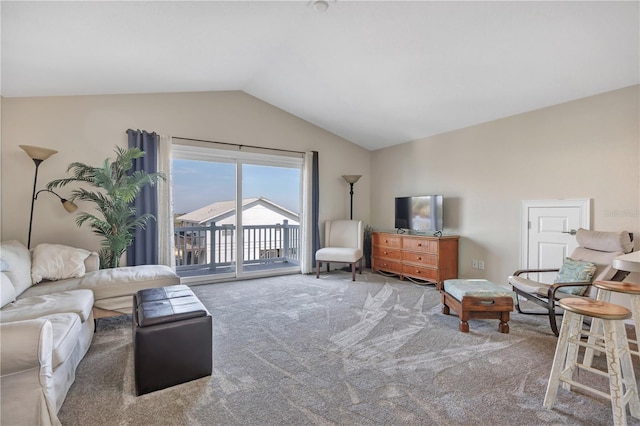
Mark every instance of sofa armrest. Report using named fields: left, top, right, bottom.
left=1, top=318, right=61, bottom=426
left=84, top=252, right=100, bottom=273
left=0, top=318, right=53, bottom=376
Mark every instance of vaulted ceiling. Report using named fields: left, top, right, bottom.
left=2, top=1, right=638, bottom=150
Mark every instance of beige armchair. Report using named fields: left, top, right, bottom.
left=509, top=229, right=633, bottom=336
left=316, top=220, right=364, bottom=281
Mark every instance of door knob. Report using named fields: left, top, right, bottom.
left=561, top=229, right=577, bottom=235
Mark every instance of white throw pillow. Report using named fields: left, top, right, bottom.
left=31, top=243, right=92, bottom=284
left=0, top=240, right=33, bottom=295
left=1, top=271, right=17, bottom=307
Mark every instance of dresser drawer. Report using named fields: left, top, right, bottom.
left=402, top=237, right=438, bottom=253
left=401, top=251, right=437, bottom=267
left=401, top=264, right=438, bottom=282
left=373, top=233, right=402, bottom=249
left=373, top=246, right=402, bottom=261
left=373, top=258, right=402, bottom=274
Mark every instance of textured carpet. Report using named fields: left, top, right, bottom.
left=59, top=271, right=640, bottom=425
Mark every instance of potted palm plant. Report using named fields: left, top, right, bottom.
left=47, top=146, right=164, bottom=269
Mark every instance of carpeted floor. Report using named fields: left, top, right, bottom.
left=58, top=271, right=640, bottom=425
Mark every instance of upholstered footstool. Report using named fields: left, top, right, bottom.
left=133, top=285, right=212, bottom=395
left=441, top=279, right=516, bottom=333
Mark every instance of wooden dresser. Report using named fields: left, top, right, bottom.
left=372, top=232, right=459, bottom=287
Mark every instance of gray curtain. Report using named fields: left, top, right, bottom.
left=311, top=151, right=321, bottom=263
left=126, top=129, right=159, bottom=266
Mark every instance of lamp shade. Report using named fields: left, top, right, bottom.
left=19, top=145, right=58, bottom=161
left=62, top=199, right=78, bottom=213
left=342, top=175, right=362, bottom=184
left=34, top=189, right=78, bottom=213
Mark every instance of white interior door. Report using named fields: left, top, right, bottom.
left=522, top=199, right=590, bottom=283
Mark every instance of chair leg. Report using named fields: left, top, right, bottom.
left=584, top=288, right=610, bottom=367
left=548, top=299, right=560, bottom=337
left=513, top=287, right=562, bottom=336
left=316, top=260, right=320, bottom=278
left=544, top=311, right=581, bottom=408
left=604, top=319, right=635, bottom=425
left=351, top=262, right=356, bottom=281
left=513, top=290, right=526, bottom=314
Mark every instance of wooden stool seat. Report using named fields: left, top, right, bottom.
left=558, top=297, right=631, bottom=321
left=545, top=297, right=640, bottom=426
left=594, top=280, right=640, bottom=295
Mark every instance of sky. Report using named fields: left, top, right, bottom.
left=172, top=159, right=301, bottom=214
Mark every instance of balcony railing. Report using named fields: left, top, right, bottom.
left=174, top=220, right=300, bottom=275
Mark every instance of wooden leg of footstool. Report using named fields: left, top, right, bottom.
left=499, top=312, right=510, bottom=333
left=459, top=311, right=470, bottom=332
left=441, top=294, right=450, bottom=315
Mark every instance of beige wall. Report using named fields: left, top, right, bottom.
left=2, top=86, right=638, bottom=286
left=371, top=85, right=640, bottom=285
left=1, top=91, right=371, bottom=250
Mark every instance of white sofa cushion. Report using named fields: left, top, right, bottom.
left=79, top=265, right=179, bottom=300
left=19, top=276, right=85, bottom=300
left=41, top=313, right=82, bottom=370
left=20, top=265, right=179, bottom=302
left=0, top=290, right=94, bottom=323
left=31, top=244, right=94, bottom=284
left=0, top=240, right=32, bottom=296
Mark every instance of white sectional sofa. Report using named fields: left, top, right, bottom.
left=0, top=240, right=180, bottom=426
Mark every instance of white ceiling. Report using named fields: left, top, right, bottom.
left=2, top=1, right=638, bottom=150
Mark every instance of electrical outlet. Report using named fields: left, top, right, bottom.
left=478, top=260, right=485, bottom=270
left=472, top=259, right=478, bottom=269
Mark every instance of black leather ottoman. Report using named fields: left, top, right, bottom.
left=133, top=285, right=212, bottom=395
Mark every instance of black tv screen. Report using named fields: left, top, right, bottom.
left=395, top=195, right=443, bottom=232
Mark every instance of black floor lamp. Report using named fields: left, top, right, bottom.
left=342, top=175, right=362, bottom=220
left=20, top=145, right=78, bottom=248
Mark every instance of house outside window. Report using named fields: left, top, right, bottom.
left=172, top=143, right=302, bottom=281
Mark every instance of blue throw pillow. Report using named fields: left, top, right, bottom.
left=554, top=258, right=597, bottom=295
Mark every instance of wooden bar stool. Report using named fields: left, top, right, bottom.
left=584, top=280, right=640, bottom=366
left=544, top=297, right=640, bottom=426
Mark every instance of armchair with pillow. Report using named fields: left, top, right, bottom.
left=509, top=229, right=633, bottom=336
left=0, top=240, right=180, bottom=425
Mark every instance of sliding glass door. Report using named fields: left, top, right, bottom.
left=240, top=163, right=301, bottom=274
left=172, top=143, right=302, bottom=281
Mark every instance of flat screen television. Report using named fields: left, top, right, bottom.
left=395, top=195, right=443, bottom=233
